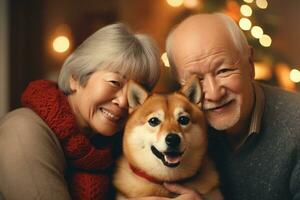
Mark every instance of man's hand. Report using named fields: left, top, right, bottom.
left=164, top=183, right=203, bottom=200
left=129, top=183, right=203, bottom=200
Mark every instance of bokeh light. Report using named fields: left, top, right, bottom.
left=259, top=34, right=272, bottom=47
left=183, top=0, right=199, bottom=9
left=166, top=0, right=184, bottom=7
left=290, top=69, right=300, bottom=83
left=254, top=62, right=272, bottom=80
left=251, top=26, right=264, bottom=39
left=256, top=0, right=268, bottom=9
left=53, top=36, right=70, bottom=53
left=239, top=18, right=252, bottom=30
left=240, top=4, right=253, bottom=17
left=161, top=52, right=170, bottom=67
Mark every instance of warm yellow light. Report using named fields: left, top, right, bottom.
left=239, top=18, right=252, bottom=30
left=240, top=5, right=252, bottom=17
left=183, top=0, right=199, bottom=9
left=161, top=52, right=170, bottom=67
left=254, top=62, right=272, bottom=80
left=259, top=34, right=272, bottom=47
left=275, top=63, right=296, bottom=91
left=243, top=0, right=254, bottom=3
left=290, top=69, right=300, bottom=83
left=251, top=26, right=263, bottom=39
left=256, top=0, right=268, bottom=9
left=53, top=36, right=70, bottom=53
left=166, top=0, right=183, bottom=7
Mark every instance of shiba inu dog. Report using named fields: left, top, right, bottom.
left=113, top=76, right=221, bottom=199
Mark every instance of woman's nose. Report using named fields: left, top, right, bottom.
left=203, top=77, right=225, bottom=102
left=112, top=85, right=128, bottom=109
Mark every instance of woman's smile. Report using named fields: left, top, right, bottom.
left=99, top=107, right=122, bottom=122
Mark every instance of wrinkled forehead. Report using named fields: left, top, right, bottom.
left=172, top=26, right=238, bottom=63
left=171, top=22, right=242, bottom=80
left=173, top=15, right=235, bottom=46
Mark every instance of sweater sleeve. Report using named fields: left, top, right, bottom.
left=0, top=108, right=71, bottom=200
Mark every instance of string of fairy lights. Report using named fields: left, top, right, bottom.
left=239, top=0, right=271, bottom=47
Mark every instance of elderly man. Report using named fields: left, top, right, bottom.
left=165, top=13, right=300, bottom=200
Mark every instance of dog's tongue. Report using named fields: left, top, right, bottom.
left=164, top=155, right=181, bottom=164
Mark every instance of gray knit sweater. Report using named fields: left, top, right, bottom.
left=208, top=84, right=300, bottom=200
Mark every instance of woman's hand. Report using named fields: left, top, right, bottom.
left=129, top=183, right=203, bottom=200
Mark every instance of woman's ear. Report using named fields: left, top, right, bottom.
left=127, top=80, right=148, bottom=114
left=180, top=75, right=202, bottom=105
left=69, top=75, right=78, bottom=93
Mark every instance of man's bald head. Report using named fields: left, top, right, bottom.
left=166, top=13, right=250, bottom=72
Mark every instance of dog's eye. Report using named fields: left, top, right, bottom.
left=148, top=117, right=161, bottom=127
left=178, top=116, right=190, bottom=125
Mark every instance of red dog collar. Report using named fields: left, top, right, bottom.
left=129, top=164, right=163, bottom=185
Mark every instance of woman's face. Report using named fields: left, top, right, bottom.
left=68, top=70, right=129, bottom=136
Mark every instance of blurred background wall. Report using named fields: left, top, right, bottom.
left=0, top=0, right=9, bottom=117
left=1, top=0, right=300, bottom=117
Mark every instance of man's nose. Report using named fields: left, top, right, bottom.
left=112, top=86, right=128, bottom=109
left=202, top=77, right=225, bottom=102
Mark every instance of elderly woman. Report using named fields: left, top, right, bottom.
left=0, top=23, right=160, bottom=200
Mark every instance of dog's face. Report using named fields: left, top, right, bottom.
left=124, top=76, right=207, bottom=181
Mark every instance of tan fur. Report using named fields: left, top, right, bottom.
left=113, top=76, right=222, bottom=199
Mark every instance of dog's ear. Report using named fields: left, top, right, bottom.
left=180, top=75, right=202, bottom=105
left=127, top=80, right=148, bottom=114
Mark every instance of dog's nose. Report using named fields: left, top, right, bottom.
left=165, top=134, right=181, bottom=147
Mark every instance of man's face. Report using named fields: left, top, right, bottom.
left=170, top=22, right=254, bottom=134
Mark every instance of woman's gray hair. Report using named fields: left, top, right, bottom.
left=166, top=13, right=250, bottom=76
left=58, top=23, right=160, bottom=94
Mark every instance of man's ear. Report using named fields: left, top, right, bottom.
left=248, top=46, right=255, bottom=79
left=180, top=75, right=202, bottom=105
left=127, top=80, right=148, bottom=114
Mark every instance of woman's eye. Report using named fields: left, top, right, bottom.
left=178, top=116, right=190, bottom=125
left=148, top=117, right=161, bottom=127
left=109, top=80, right=121, bottom=87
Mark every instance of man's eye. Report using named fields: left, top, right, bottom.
left=217, top=68, right=231, bottom=74
left=217, top=68, right=237, bottom=75
left=178, top=116, right=190, bottom=125
left=148, top=117, right=161, bottom=127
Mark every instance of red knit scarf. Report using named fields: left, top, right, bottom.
left=21, top=80, right=116, bottom=200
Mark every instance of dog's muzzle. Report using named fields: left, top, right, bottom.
left=151, top=133, right=184, bottom=168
